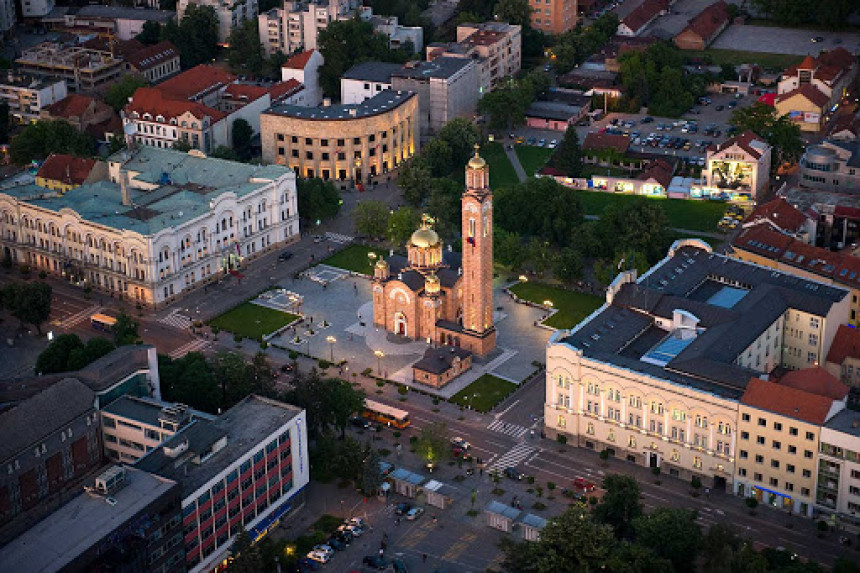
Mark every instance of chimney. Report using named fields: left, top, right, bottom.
left=349, top=108, right=357, bottom=117
left=322, top=97, right=331, bottom=106
left=120, top=171, right=131, bottom=206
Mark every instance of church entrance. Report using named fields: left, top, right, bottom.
left=394, top=313, right=408, bottom=336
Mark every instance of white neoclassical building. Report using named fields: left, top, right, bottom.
left=0, top=147, right=299, bottom=308
left=544, top=240, right=851, bottom=492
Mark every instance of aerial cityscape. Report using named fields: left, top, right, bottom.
left=1, top=0, right=860, bottom=571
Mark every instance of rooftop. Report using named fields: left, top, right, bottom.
left=485, top=500, right=521, bottom=520
left=1, top=147, right=292, bottom=235
left=526, top=100, right=585, bottom=121
left=708, top=130, right=771, bottom=160
left=413, top=345, right=471, bottom=375
left=392, top=57, right=473, bottom=80
left=125, top=40, right=179, bottom=71
left=826, top=324, right=860, bottom=365
left=677, top=0, right=729, bottom=41
left=46, top=5, right=175, bottom=22
left=742, top=377, right=842, bottom=425
left=283, top=50, right=317, bottom=70
left=265, top=89, right=415, bottom=121
left=778, top=367, right=849, bottom=401
left=742, top=197, right=811, bottom=234
left=558, top=242, right=849, bottom=399
left=155, top=64, right=236, bottom=102
left=102, top=395, right=213, bottom=428
left=36, top=154, right=97, bottom=186
left=135, top=395, right=302, bottom=495
left=824, top=408, right=860, bottom=437
left=0, top=467, right=178, bottom=573
left=44, top=93, right=99, bottom=119
left=0, top=73, right=65, bottom=90
left=343, top=61, right=402, bottom=83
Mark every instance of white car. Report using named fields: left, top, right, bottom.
left=347, top=517, right=366, bottom=528
left=450, top=437, right=471, bottom=450
left=314, top=544, right=335, bottom=557
left=339, top=523, right=363, bottom=537
left=548, top=139, right=558, bottom=148
left=306, top=550, right=331, bottom=564
left=406, top=507, right=425, bottom=520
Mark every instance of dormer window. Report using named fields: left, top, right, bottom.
left=170, top=118, right=177, bottom=125
left=132, top=111, right=139, bottom=119
left=156, top=115, right=165, bottom=122
left=143, top=113, right=152, bottom=120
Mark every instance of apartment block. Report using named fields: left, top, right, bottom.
left=0, top=73, right=67, bottom=124
left=341, top=61, right=401, bottom=105
left=135, top=395, right=309, bottom=573
left=800, top=139, right=860, bottom=192
left=15, top=43, right=124, bottom=92
left=530, top=0, right=578, bottom=35
left=178, top=0, right=258, bottom=44
left=258, top=0, right=360, bottom=56
left=41, top=5, right=175, bottom=41
left=817, top=409, right=860, bottom=528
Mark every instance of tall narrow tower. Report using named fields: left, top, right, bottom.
left=460, top=144, right=496, bottom=356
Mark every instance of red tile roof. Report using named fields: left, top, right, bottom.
left=776, top=84, right=830, bottom=108
left=677, top=0, right=729, bottom=42
left=797, top=55, right=816, bottom=70
left=222, top=83, right=269, bottom=102
left=156, top=64, right=236, bottom=101
left=709, top=130, right=770, bottom=160
left=36, top=153, right=96, bottom=186
left=125, top=87, right=226, bottom=122
left=621, top=0, right=668, bottom=34
left=268, top=79, right=303, bottom=102
left=744, top=197, right=810, bottom=234
left=85, top=114, right=123, bottom=141
left=583, top=131, right=630, bottom=153
left=780, top=367, right=849, bottom=401
left=638, top=158, right=673, bottom=188
left=742, top=378, right=836, bottom=425
left=283, top=50, right=316, bottom=70
left=125, top=40, right=179, bottom=72
left=826, top=324, right=860, bottom=365
left=81, top=37, right=145, bottom=59
left=783, top=48, right=856, bottom=87
left=44, top=94, right=96, bottom=119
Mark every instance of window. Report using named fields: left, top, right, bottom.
left=741, top=431, right=749, bottom=440
left=789, top=427, right=798, bottom=436
left=739, top=450, right=748, bottom=459
left=801, top=487, right=810, bottom=497
left=756, top=436, right=765, bottom=445
left=742, top=413, right=750, bottom=422
left=771, top=460, right=780, bottom=469
left=755, top=454, right=764, bottom=463
left=804, top=450, right=813, bottom=459
left=772, top=441, right=781, bottom=450
left=774, top=422, right=782, bottom=431
left=557, top=415, right=566, bottom=428
left=754, top=473, right=762, bottom=482
left=787, top=464, right=795, bottom=473
left=788, top=445, right=797, bottom=454
left=758, top=418, right=766, bottom=427
left=802, top=469, right=811, bottom=478
left=805, top=431, right=814, bottom=441
left=738, top=468, right=747, bottom=476
left=769, top=477, right=779, bottom=487
left=586, top=422, right=594, bottom=435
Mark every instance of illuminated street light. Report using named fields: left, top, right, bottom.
left=543, top=300, right=554, bottom=307
left=326, top=335, right=336, bottom=362
left=374, top=349, right=385, bottom=375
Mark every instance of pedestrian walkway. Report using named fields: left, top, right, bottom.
left=169, top=338, right=211, bottom=359
left=487, top=419, right=530, bottom=439
left=504, top=145, right=527, bottom=183
left=54, top=304, right=100, bottom=329
left=325, top=232, right=354, bottom=244
left=159, top=309, right=192, bottom=330
left=441, top=531, right=477, bottom=561
left=486, top=443, right=536, bottom=472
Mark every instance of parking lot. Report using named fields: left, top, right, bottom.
left=712, top=25, right=860, bottom=57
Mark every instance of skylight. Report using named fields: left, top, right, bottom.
left=641, top=330, right=696, bottom=367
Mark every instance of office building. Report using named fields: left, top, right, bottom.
left=702, top=130, right=772, bottom=201
left=800, top=139, right=860, bottom=192
left=0, top=146, right=299, bottom=308
left=0, top=73, right=67, bottom=124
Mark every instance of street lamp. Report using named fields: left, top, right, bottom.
left=326, top=335, right=336, bottom=362
left=543, top=300, right=554, bottom=307
left=368, top=251, right=377, bottom=271
left=354, top=157, right=362, bottom=187
left=374, top=349, right=384, bottom=375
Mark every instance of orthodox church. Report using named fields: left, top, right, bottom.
left=372, top=146, right=496, bottom=369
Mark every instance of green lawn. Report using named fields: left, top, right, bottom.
left=576, top=190, right=726, bottom=232
left=208, top=302, right=300, bottom=340
left=515, top=145, right=554, bottom=177
left=450, top=374, right=518, bottom=413
left=482, top=142, right=520, bottom=189
left=683, top=49, right=802, bottom=72
left=509, top=282, right=603, bottom=329
left=320, top=244, right=389, bottom=274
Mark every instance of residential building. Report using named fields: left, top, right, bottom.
left=257, top=0, right=360, bottom=56
left=340, top=61, right=400, bottom=105
left=776, top=48, right=857, bottom=133
left=101, top=396, right=216, bottom=464
left=157, top=64, right=236, bottom=108
left=281, top=50, right=324, bottom=107
left=673, top=0, right=730, bottom=51
left=261, top=89, right=419, bottom=188
left=0, top=73, right=67, bottom=124
left=35, top=154, right=103, bottom=194
left=426, top=22, right=522, bottom=94
left=829, top=113, right=860, bottom=142
left=413, top=346, right=473, bottom=388
left=15, top=43, right=125, bottom=92
left=730, top=224, right=860, bottom=325
left=0, top=378, right=102, bottom=527
left=824, top=324, right=860, bottom=400
left=125, top=40, right=181, bottom=84
left=735, top=368, right=848, bottom=516
left=135, top=395, right=309, bottom=573
left=0, top=467, right=184, bottom=572
left=545, top=239, right=851, bottom=491
left=41, top=93, right=116, bottom=133
left=0, top=146, right=299, bottom=308
left=359, top=7, right=423, bottom=53
left=178, top=0, right=257, bottom=45
left=702, top=130, right=772, bottom=201
left=20, top=0, right=54, bottom=18
left=582, top=131, right=630, bottom=155
left=529, top=0, right=578, bottom=35
left=740, top=197, right=816, bottom=243
left=41, top=5, right=175, bottom=40
left=616, top=0, right=668, bottom=37
left=525, top=98, right=590, bottom=131
left=391, top=58, right=480, bottom=134
left=0, top=0, right=14, bottom=39
left=800, top=139, right=860, bottom=192
left=817, top=409, right=860, bottom=528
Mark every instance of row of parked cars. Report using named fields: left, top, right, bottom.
left=303, top=517, right=368, bottom=567
left=718, top=204, right=746, bottom=231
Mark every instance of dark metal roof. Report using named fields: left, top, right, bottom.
left=342, top=61, right=402, bottom=84
left=413, top=346, right=471, bottom=374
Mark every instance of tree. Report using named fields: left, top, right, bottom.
left=493, top=0, right=532, bottom=26
left=361, top=445, right=384, bottom=495
left=494, top=228, right=526, bottom=268
left=158, top=352, right=219, bottom=413
left=173, top=139, right=192, bottom=152
left=105, top=75, right=149, bottom=112
left=550, top=126, right=582, bottom=177
left=701, top=523, right=741, bottom=573
left=730, top=103, right=803, bottom=167
left=354, top=200, right=390, bottom=239
left=166, top=4, right=219, bottom=69
left=604, top=541, right=674, bottom=573
left=633, top=508, right=702, bottom=572
left=210, top=145, right=240, bottom=161
left=422, top=138, right=454, bottom=177
left=231, top=118, right=253, bottom=159
left=593, top=474, right=643, bottom=540
left=296, top=177, right=342, bottom=226
left=317, top=19, right=397, bottom=97
left=247, top=351, right=275, bottom=395
left=9, top=281, right=52, bottom=334
left=67, top=337, right=116, bottom=370
left=211, top=350, right=252, bottom=407
left=229, top=529, right=263, bottom=573
left=322, top=377, right=366, bottom=438
left=426, top=177, right=463, bottom=238
left=415, top=422, right=449, bottom=468
left=10, top=120, right=95, bottom=164
left=227, top=20, right=265, bottom=76
left=398, top=161, right=433, bottom=207
left=387, top=206, right=421, bottom=245
left=596, top=199, right=669, bottom=263
left=112, top=311, right=139, bottom=346
left=494, top=177, right=584, bottom=246
left=478, top=84, right=526, bottom=130
left=36, top=334, right=84, bottom=374
left=436, top=118, right=479, bottom=168
left=135, top=21, right=163, bottom=45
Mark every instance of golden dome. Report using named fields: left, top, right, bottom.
left=425, top=273, right=441, bottom=294
left=468, top=143, right=486, bottom=169
left=375, top=259, right=388, bottom=268
left=410, top=227, right=440, bottom=248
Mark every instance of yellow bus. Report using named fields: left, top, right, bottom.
left=362, top=399, right=410, bottom=429
left=90, top=313, right=117, bottom=332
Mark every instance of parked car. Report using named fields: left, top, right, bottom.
left=326, top=537, right=346, bottom=551
left=715, top=105, right=724, bottom=111
left=811, top=36, right=824, bottom=43
left=538, top=139, right=547, bottom=147
left=641, top=116, right=654, bottom=123
left=406, top=507, right=425, bottom=520
left=548, top=139, right=558, bottom=149
left=573, top=477, right=597, bottom=491
left=350, top=416, right=371, bottom=428
left=297, top=557, right=321, bottom=572
left=504, top=467, right=526, bottom=480
left=363, top=555, right=388, bottom=569
left=395, top=502, right=412, bottom=516
left=278, top=250, right=294, bottom=261
left=306, top=550, right=331, bottom=564
left=280, top=362, right=295, bottom=373
left=391, top=558, right=408, bottom=573
left=313, top=544, right=334, bottom=557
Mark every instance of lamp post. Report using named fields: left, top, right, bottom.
left=354, top=158, right=362, bottom=187
left=326, top=335, right=336, bottom=362
left=374, top=349, right=384, bottom=375
left=368, top=251, right=377, bottom=271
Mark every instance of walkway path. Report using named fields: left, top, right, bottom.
left=504, top=144, right=527, bottom=183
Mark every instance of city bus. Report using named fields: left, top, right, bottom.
left=90, top=313, right=117, bottom=332
left=362, top=399, right=410, bottom=429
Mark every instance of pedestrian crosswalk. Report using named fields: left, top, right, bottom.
left=486, top=443, right=536, bottom=473
left=487, top=419, right=530, bottom=439
left=54, top=304, right=100, bottom=329
left=325, top=231, right=353, bottom=244
left=169, top=338, right=211, bottom=359
left=160, top=310, right=193, bottom=330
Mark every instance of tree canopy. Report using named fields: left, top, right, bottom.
left=165, top=5, right=219, bottom=69
left=618, top=43, right=701, bottom=117
left=10, top=120, right=95, bottom=164
left=105, top=75, right=149, bottom=112
left=388, top=206, right=421, bottom=245
left=633, top=508, right=702, bottom=572
left=135, top=21, right=163, bottom=45
left=494, top=177, right=584, bottom=246
left=354, top=199, right=391, bottom=239
left=549, top=126, right=583, bottom=177
left=551, top=13, right=619, bottom=73
left=478, top=70, right=550, bottom=129
left=112, top=311, right=140, bottom=346
left=593, top=474, right=643, bottom=540
left=231, top=118, right=253, bottom=159
left=729, top=103, right=803, bottom=166
left=297, top=177, right=342, bottom=226
left=227, top=20, right=266, bottom=77
left=1, top=281, right=53, bottom=334
left=36, top=334, right=116, bottom=375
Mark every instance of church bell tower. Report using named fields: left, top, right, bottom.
left=460, top=144, right=496, bottom=356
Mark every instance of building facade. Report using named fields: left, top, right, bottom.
left=41, top=93, right=116, bottom=134
left=0, top=74, right=67, bottom=124
left=0, top=0, right=14, bottom=39
left=391, top=58, right=480, bottom=134
left=340, top=61, right=400, bottom=105
left=702, top=130, right=772, bottom=201
left=134, top=396, right=310, bottom=573
left=40, top=5, right=175, bottom=41
left=545, top=240, right=852, bottom=491
left=359, top=7, right=423, bottom=53
left=0, top=147, right=299, bottom=308
left=281, top=50, right=324, bottom=107
left=372, top=150, right=496, bottom=359
left=178, top=0, right=258, bottom=44
left=672, top=0, right=730, bottom=51
left=20, top=0, right=53, bottom=18
left=15, top=43, right=124, bottom=92
left=125, top=40, right=181, bottom=83
left=261, top=89, right=419, bottom=187
left=258, top=0, right=360, bottom=55
left=817, top=410, right=860, bottom=529
left=800, top=140, right=860, bottom=192
left=530, top=0, right=578, bottom=34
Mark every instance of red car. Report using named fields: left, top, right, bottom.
left=573, top=477, right=597, bottom=492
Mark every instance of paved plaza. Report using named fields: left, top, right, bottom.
left=269, top=270, right=551, bottom=398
